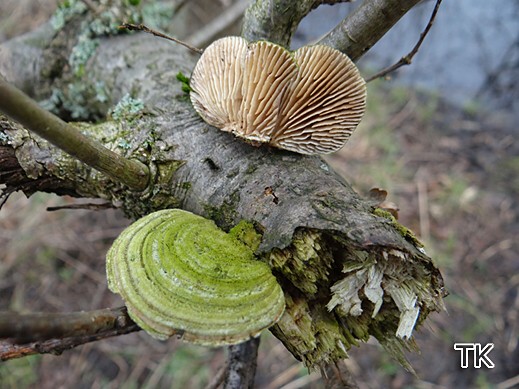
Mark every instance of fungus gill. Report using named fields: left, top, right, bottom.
left=190, top=36, right=366, bottom=155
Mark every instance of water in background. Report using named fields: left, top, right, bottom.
left=293, top=0, right=519, bottom=114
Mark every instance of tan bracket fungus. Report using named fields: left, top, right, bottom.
left=190, top=37, right=367, bottom=155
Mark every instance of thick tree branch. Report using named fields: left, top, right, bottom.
left=0, top=143, right=79, bottom=206
left=0, top=307, right=140, bottom=361
left=0, top=78, right=150, bottom=191
left=318, top=0, right=422, bottom=60
left=242, top=0, right=352, bottom=48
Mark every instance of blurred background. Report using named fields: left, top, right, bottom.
left=1, top=0, right=518, bottom=388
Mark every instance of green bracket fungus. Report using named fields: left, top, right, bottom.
left=106, top=209, right=285, bottom=345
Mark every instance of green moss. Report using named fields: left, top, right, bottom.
left=180, top=182, right=192, bottom=190
left=176, top=72, right=191, bottom=87
left=176, top=72, right=192, bottom=96
left=203, top=190, right=241, bottom=230
left=229, top=220, right=262, bottom=252
left=373, top=208, right=423, bottom=248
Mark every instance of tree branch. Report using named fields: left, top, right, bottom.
left=318, top=0, right=422, bottom=60
left=224, top=338, right=260, bottom=389
left=0, top=78, right=150, bottom=191
left=242, top=0, right=352, bottom=48
left=0, top=143, right=79, bottom=206
left=0, top=307, right=140, bottom=361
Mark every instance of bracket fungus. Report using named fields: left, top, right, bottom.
left=190, top=36, right=367, bottom=155
left=106, top=209, right=285, bottom=345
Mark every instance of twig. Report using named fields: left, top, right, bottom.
left=119, top=23, right=203, bottom=54
left=47, top=202, right=115, bottom=211
left=366, top=0, right=443, bottom=82
left=497, top=373, right=519, bottom=389
left=206, top=362, right=228, bottom=389
left=321, top=362, right=359, bottom=389
left=224, top=337, right=260, bottom=389
left=0, top=307, right=140, bottom=361
left=0, top=79, right=150, bottom=191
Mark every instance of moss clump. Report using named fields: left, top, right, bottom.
left=203, top=191, right=241, bottom=230
left=373, top=208, right=424, bottom=247
left=176, top=72, right=192, bottom=94
left=229, top=220, right=262, bottom=253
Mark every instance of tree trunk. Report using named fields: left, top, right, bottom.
left=0, top=0, right=445, bottom=371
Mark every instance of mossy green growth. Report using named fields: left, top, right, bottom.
left=203, top=190, right=241, bottom=230
left=229, top=220, right=262, bottom=253
left=106, top=209, right=285, bottom=345
left=373, top=208, right=424, bottom=248
left=176, top=72, right=192, bottom=94
left=269, top=229, right=334, bottom=296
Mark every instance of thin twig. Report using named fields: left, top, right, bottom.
left=47, top=202, right=115, bottom=211
left=366, top=0, right=443, bottom=82
left=0, top=79, right=150, bottom=191
left=312, top=0, right=353, bottom=8
left=119, top=23, right=203, bottom=54
left=0, top=307, right=140, bottom=361
left=321, top=362, right=359, bottom=389
left=206, top=362, right=229, bottom=389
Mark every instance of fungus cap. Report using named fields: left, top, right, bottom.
left=190, top=37, right=366, bottom=155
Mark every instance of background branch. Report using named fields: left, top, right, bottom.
left=318, top=0, right=422, bottom=60
left=0, top=307, right=140, bottom=361
left=224, top=338, right=260, bottom=389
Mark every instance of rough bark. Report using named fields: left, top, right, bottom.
left=224, top=338, right=260, bottom=389
left=0, top=0, right=445, bottom=372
